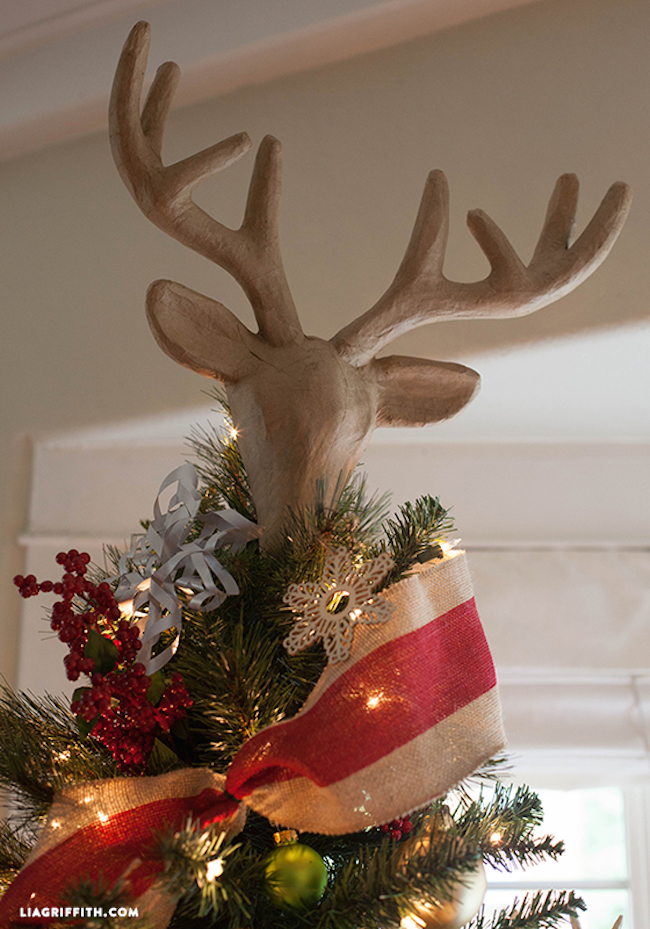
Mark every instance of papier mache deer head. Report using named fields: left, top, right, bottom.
left=110, top=22, right=631, bottom=542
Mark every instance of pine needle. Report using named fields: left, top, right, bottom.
left=0, top=686, right=116, bottom=825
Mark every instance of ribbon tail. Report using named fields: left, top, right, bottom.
left=0, top=770, right=245, bottom=928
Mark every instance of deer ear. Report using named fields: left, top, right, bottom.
left=146, top=280, right=256, bottom=383
left=371, top=355, right=480, bottom=426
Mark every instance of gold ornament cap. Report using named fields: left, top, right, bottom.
left=273, top=829, right=298, bottom=846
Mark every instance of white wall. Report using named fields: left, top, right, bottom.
left=1, top=0, right=649, bottom=690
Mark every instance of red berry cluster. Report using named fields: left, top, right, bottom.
left=380, top=813, right=413, bottom=841
left=14, top=550, right=192, bottom=773
left=76, top=667, right=192, bottom=770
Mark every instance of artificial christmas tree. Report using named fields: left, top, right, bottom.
left=0, top=21, right=632, bottom=929
left=0, top=428, right=585, bottom=929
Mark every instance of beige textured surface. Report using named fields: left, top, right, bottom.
left=109, top=21, right=630, bottom=539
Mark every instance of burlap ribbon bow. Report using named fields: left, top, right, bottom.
left=0, top=551, right=505, bottom=927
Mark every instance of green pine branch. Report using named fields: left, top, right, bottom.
left=447, top=784, right=564, bottom=871
left=0, top=820, right=32, bottom=893
left=374, top=495, right=455, bottom=588
left=189, top=421, right=255, bottom=520
left=155, top=819, right=243, bottom=920
left=467, top=890, right=586, bottom=929
left=59, top=875, right=151, bottom=929
left=256, top=475, right=390, bottom=601
left=0, top=403, right=584, bottom=929
left=161, top=808, right=482, bottom=929
left=171, top=610, right=322, bottom=770
left=0, top=687, right=117, bottom=826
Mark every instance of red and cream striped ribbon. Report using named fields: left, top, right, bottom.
left=0, top=551, right=505, bottom=925
left=227, top=550, right=506, bottom=833
left=0, top=769, right=243, bottom=926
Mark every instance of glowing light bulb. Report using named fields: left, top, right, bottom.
left=490, top=831, right=502, bottom=845
left=401, top=915, right=427, bottom=929
left=229, top=427, right=239, bottom=439
left=366, top=691, right=384, bottom=709
left=440, top=538, right=461, bottom=555
left=206, top=857, right=225, bottom=881
left=97, top=810, right=109, bottom=823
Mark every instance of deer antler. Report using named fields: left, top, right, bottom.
left=571, top=917, right=622, bottom=929
left=109, top=21, right=302, bottom=347
left=111, top=23, right=631, bottom=540
left=333, top=170, right=632, bottom=364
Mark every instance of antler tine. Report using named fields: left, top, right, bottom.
left=394, top=169, right=450, bottom=284
left=332, top=172, right=632, bottom=365
left=243, top=135, right=283, bottom=250
left=235, top=133, right=308, bottom=344
left=573, top=918, right=623, bottom=929
left=110, top=22, right=303, bottom=347
left=110, top=22, right=252, bottom=209
left=165, top=134, right=254, bottom=205
left=141, top=61, right=180, bottom=160
left=332, top=170, right=450, bottom=362
left=531, top=172, right=580, bottom=260
left=467, top=175, right=632, bottom=300
left=465, top=208, right=526, bottom=281
left=109, top=21, right=156, bottom=196
left=554, top=179, right=632, bottom=279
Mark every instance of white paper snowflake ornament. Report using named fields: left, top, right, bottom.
left=283, top=548, right=395, bottom=664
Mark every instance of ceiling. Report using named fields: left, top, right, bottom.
left=0, top=0, right=162, bottom=57
left=0, top=0, right=539, bottom=161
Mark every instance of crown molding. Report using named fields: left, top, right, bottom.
left=0, top=0, right=539, bottom=162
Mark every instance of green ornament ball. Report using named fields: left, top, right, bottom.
left=264, top=842, right=328, bottom=910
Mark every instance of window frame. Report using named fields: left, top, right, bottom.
left=481, top=783, right=650, bottom=929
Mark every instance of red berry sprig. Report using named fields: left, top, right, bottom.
left=75, top=666, right=191, bottom=771
left=14, top=550, right=192, bottom=773
left=380, top=813, right=413, bottom=841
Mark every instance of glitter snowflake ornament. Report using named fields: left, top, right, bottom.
left=283, top=549, right=395, bottom=664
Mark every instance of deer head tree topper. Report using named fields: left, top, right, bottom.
left=110, top=23, right=631, bottom=541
